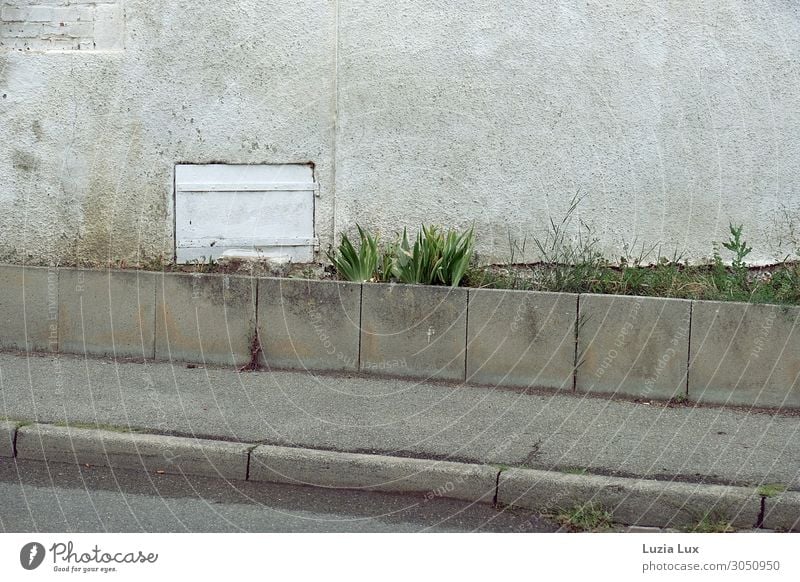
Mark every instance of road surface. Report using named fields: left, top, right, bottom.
left=0, top=459, right=560, bottom=533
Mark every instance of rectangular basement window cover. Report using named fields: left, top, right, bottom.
left=175, top=164, right=317, bottom=263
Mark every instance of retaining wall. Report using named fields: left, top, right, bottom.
left=1, top=265, right=798, bottom=408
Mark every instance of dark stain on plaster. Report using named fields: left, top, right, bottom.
left=11, top=150, right=37, bottom=173
left=76, top=126, right=144, bottom=263
left=31, top=120, right=44, bottom=141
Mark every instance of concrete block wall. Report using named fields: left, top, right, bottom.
left=0, top=266, right=798, bottom=408
left=577, top=295, right=691, bottom=401
left=0, top=0, right=123, bottom=51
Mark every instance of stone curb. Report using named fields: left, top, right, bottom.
left=497, top=467, right=793, bottom=530
left=764, top=491, right=800, bottom=531
left=249, top=444, right=497, bottom=502
left=15, top=423, right=250, bottom=480
left=0, top=420, right=17, bottom=458
left=1, top=265, right=798, bottom=408
left=3, top=421, right=797, bottom=531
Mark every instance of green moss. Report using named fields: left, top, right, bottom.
left=757, top=484, right=788, bottom=498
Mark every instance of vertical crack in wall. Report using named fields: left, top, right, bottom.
left=330, top=0, right=340, bottom=244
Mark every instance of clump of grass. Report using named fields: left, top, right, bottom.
left=394, top=225, right=446, bottom=285
left=328, top=223, right=476, bottom=287
left=464, top=196, right=800, bottom=306
left=555, top=502, right=613, bottom=531
left=668, top=393, right=689, bottom=405
left=190, top=255, right=218, bottom=274
left=439, top=226, right=475, bottom=286
left=392, top=225, right=475, bottom=287
left=138, top=253, right=171, bottom=272
left=327, top=224, right=380, bottom=282
left=327, top=204, right=800, bottom=304
left=687, top=516, right=735, bottom=533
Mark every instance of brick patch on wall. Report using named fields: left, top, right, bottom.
left=0, top=0, right=123, bottom=51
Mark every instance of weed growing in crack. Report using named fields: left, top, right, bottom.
left=554, top=502, right=613, bottom=532
left=686, top=514, right=735, bottom=533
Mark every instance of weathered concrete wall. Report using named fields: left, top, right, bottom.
left=0, top=0, right=335, bottom=265
left=1, top=1, right=799, bottom=266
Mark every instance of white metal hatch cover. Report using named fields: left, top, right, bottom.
left=175, top=164, right=317, bottom=263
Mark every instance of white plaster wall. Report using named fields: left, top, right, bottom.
left=1, top=0, right=799, bottom=266
left=0, top=0, right=336, bottom=265
left=335, top=0, right=800, bottom=264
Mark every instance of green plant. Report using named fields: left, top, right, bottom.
left=439, top=225, right=475, bottom=286
left=140, top=253, right=170, bottom=272
left=723, top=223, right=753, bottom=273
left=327, top=225, right=380, bottom=282
left=378, top=241, right=397, bottom=283
left=529, top=191, right=607, bottom=294
left=191, top=255, right=218, bottom=274
left=669, top=394, right=689, bottom=405
left=687, top=515, right=735, bottom=533
left=391, top=224, right=475, bottom=286
left=555, top=502, right=613, bottom=531
left=757, top=483, right=787, bottom=498
left=460, top=212, right=800, bottom=305
left=394, top=225, right=444, bottom=285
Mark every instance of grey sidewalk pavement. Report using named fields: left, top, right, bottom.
left=0, top=351, right=798, bottom=490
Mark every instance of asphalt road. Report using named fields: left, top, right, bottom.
left=0, top=459, right=560, bottom=533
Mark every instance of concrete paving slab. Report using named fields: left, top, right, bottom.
left=467, top=289, right=576, bottom=390
left=16, top=423, right=250, bottom=480
left=0, top=265, right=58, bottom=353
left=576, top=294, right=691, bottom=400
left=498, top=468, right=763, bottom=529
left=250, top=444, right=497, bottom=502
left=689, top=301, right=800, bottom=408
left=155, top=272, right=256, bottom=367
left=58, top=269, right=156, bottom=359
left=258, top=278, right=361, bottom=372
left=360, top=283, right=467, bottom=380
left=0, top=421, right=16, bottom=457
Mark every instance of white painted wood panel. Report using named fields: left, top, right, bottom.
left=175, top=164, right=316, bottom=263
